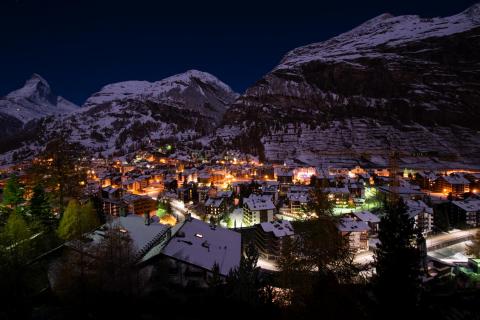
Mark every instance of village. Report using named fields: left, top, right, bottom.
left=2, top=145, right=479, bottom=289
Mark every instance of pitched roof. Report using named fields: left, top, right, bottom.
left=244, top=194, right=276, bottom=211
left=353, top=211, right=380, bottom=223
left=162, top=218, right=241, bottom=276
left=452, top=198, right=480, bottom=212
left=260, top=220, right=294, bottom=237
left=337, top=217, right=370, bottom=232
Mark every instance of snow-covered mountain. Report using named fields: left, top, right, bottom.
left=84, top=70, right=236, bottom=123
left=2, top=4, right=480, bottom=168
left=0, top=70, right=237, bottom=162
left=0, top=74, right=78, bottom=123
left=278, top=4, right=480, bottom=68
left=220, top=3, right=480, bottom=168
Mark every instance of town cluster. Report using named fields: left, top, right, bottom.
left=2, top=149, right=480, bottom=287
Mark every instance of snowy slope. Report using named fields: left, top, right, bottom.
left=278, top=3, right=480, bottom=68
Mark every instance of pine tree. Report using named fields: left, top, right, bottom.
left=2, top=174, right=25, bottom=208
left=374, top=198, right=422, bottom=314
left=29, top=183, right=53, bottom=229
left=27, top=136, right=87, bottom=214
left=226, top=242, right=261, bottom=306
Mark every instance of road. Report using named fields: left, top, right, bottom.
left=353, top=228, right=479, bottom=266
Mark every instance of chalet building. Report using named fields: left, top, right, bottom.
left=100, top=186, right=127, bottom=216
left=377, top=186, right=425, bottom=201
left=197, top=186, right=210, bottom=204
left=198, top=172, right=211, bottom=186
left=435, top=173, right=470, bottom=196
left=348, top=181, right=365, bottom=199
left=275, top=167, right=293, bottom=184
left=352, top=211, right=380, bottom=234
left=337, top=218, right=370, bottom=252
left=255, top=220, right=294, bottom=260
left=414, top=171, right=437, bottom=190
left=324, top=186, right=350, bottom=207
left=123, top=193, right=157, bottom=216
left=278, top=192, right=309, bottom=220
left=243, top=194, right=276, bottom=226
left=261, top=181, right=280, bottom=203
left=205, top=197, right=226, bottom=219
left=465, top=173, right=480, bottom=193
left=451, top=198, right=480, bottom=227
left=61, top=214, right=171, bottom=265
left=405, top=199, right=434, bottom=236
left=177, top=185, right=193, bottom=203
left=160, top=218, right=241, bottom=288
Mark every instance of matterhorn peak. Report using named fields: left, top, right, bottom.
left=6, top=73, right=54, bottom=102
left=0, top=73, right=77, bottom=123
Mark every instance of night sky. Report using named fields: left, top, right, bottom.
left=1, top=0, right=478, bottom=105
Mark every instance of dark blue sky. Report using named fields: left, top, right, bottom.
left=1, top=0, right=478, bottom=105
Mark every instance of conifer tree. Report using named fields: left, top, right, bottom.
left=29, top=183, right=53, bottom=229
left=2, top=174, right=25, bottom=208
left=374, top=198, right=422, bottom=314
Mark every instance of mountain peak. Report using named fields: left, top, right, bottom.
left=6, top=73, right=54, bottom=103
left=27, top=73, right=49, bottom=86
left=462, top=2, right=480, bottom=22
left=0, top=74, right=77, bottom=123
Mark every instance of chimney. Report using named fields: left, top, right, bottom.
left=144, top=211, right=150, bottom=226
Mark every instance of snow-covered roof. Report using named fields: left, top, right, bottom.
left=287, top=192, right=309, bottom=203
left=441, top=174, right=470, bottom=185
left=244, top=194, right=276, bottom=211
left=452, top=198, right=480, bottom=212
left=260, top=220, right=294, bottom=237
left=115, top=215, right=171, bottom=257
left=289, top=185, right=312, bottom=193
left=205, top=197, right=224, bottom=208
left=353, top=211, right=380, bottom=223
left=275, top=167, right=293, bottom=176
left=378, top=186, right=425, bottom=195
left=405, top=199, right=433, bottom=218
left=162, top=218, right=241, bottom=276
left=122, top=193, right=153, bottom=203
left=324, top=186, right=350, bottom=194
left=337, top=218, right=370, bottom=232
left=217, top=190, right=233, bottom=198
